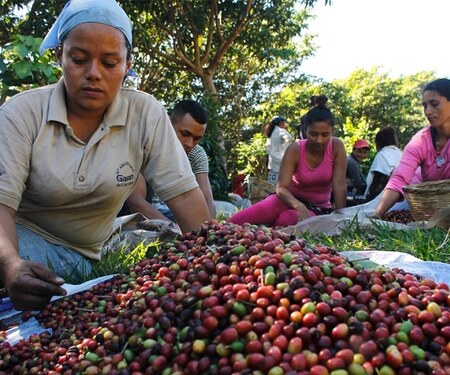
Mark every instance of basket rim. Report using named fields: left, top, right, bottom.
left=403, top=179, right=450, bottom=194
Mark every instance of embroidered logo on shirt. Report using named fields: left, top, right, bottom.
left=116, top=162, right=135, bottom=187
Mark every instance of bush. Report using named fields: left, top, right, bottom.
left=235, top=133, right=268, bottom=179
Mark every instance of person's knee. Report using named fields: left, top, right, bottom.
left=274, top=209, right=298, bottom=227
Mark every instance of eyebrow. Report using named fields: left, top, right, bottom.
left=68, top=47, right=122, bottom=57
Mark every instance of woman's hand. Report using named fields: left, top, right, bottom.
left=3, top=258, right=66, bottom=311
left=296, top=202, right=310, bottom=221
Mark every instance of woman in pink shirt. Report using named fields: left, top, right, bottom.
left=375, top=78, right=450, bottom=216
left=231, top=102, right=347, bottom=227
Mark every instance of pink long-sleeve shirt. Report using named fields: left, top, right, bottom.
left=385, top=126, right=450, bottom=197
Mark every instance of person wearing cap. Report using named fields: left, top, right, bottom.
left=0, top=0, right=210, bottom=311
left=265, top=115, right=294, bottom=184
left=346, top=139, right=370, bottom=197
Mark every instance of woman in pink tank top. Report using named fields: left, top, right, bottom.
left=231, top=99, right=347, bottom=227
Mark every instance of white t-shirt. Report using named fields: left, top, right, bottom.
left=266, top=126, right=293, bottom=173
left=365, top=145, right=403, bottom=195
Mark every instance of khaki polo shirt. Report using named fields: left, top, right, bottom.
left=0, top=79, right=197, bottom=259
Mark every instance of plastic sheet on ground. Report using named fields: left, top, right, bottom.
left=280, top=193, right=426, bottom=237
left=104, top=214, right=182, bottom=254
left=215, top=200, right=239, bottom=218
left=341, top=250, right=450, bottom=285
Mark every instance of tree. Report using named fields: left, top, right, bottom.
left=328, top=68, right=435, bottom=148
left=0, top=34, right=60, bottom=105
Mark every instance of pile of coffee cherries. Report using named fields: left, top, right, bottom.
left=0, top=221, right=449, bottom=375
left=380, top=210, right=416, bottom=225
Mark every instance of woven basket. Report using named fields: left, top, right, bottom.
left=403, top=179, right=450, bottom=221
left=247, top=177, right=275, bottom=204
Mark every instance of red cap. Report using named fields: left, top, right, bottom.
left=353, top=139, right=370, bottom=149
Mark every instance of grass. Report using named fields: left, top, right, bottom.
left=299, top=219, right=450, bottom=263
left=62, top=239, right=162, bottom=284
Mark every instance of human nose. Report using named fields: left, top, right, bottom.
left=316, top=135, right=326, bottom=144
left=424, top=106, right=434, bottom=117
left=86, top=60, right=102, bottom=79
left=183, top=137, right=194, bottom=150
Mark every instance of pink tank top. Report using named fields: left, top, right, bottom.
left=289, top=139, right=334, bottom=208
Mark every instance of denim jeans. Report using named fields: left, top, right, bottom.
left=16, top=224, right=93, bottom=282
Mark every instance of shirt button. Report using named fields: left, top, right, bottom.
left=78, top=176, right=85, bottom=182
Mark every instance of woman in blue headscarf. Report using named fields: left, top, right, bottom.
left=0, top=0, right=210, bottom=311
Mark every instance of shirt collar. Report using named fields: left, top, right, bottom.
left=47, top=78, right=128, bottom=128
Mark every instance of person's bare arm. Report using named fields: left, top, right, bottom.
left=276, top=143, right=310, bottom=220
left=126, top=175, right=172, bottom=221
left=374, top=189, right=402, bottom=217
left=165, top=187, right=210, bottom=233
left=331, top=138, right=348, bottom=209
left=195, top=172, right=216, bottom=219
left=0, top=204, right=66, bottom=311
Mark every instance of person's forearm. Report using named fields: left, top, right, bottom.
left=127, top=198, right=171, bottom=221
left=276, top=187, right=304, bottom=210
left=374, top=189, right=402, bottom=216
left=166, top=188, right=210, bottom=233
left=202, top=187, right=216, bottom=219
left=0, top=205, right=21, bottom=283
left=332, top=185, right=347, bottom=209
left=196, top=174, right=216, bottom=219
left=207, top=199, right=216, bottom=219
left=0, top=205, right=67, bottom=310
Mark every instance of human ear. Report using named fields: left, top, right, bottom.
left=126, top=64, right=132, bottom=76
left=55, top=45, right=63, bottom=63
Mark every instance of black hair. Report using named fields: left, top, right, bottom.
left=266, top=116, right=286, bottom=138
left=303, top=99, right=334, bottom=128
left=375, top=126, right=398, bottom=150
left=309, top=95, right=318, bottom=107
left=423, top=78, right=450, bottom=100
left=309, top=94, right=328, bottom=107
left=171, top=99, right=208, bottom=124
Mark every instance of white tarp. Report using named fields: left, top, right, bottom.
left=342, top=250, right=450, bottom=285
left=280, top=192, right=424, bottom=237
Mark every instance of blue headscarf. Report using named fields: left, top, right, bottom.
left=39, top=0, right=133, bottom=55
